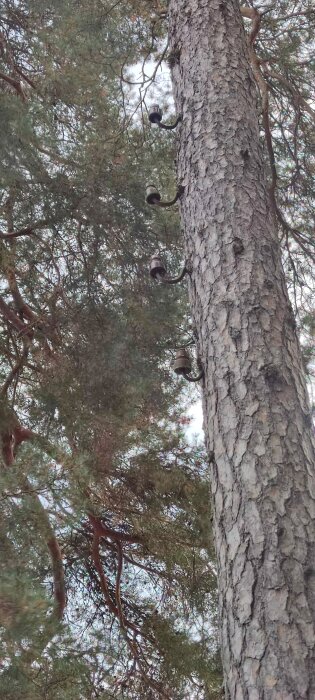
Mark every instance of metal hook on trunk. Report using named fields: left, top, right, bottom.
left=146, top=184, right=184, bottom=208
left=172, top=348, right=204, bottom=383
left=149, top=253, right=190, bottom=284
left=149, top=104, right=182, bottom=130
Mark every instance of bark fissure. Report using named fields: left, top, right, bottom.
left=168, top=0, right=315, bottom=697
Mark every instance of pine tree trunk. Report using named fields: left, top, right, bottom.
left=168, top=1, right=315, bottom=697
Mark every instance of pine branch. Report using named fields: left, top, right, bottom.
left=0, top=344, right=29, bottom=396
left=264, top=67, right=315, bottom=122
left=0, top=70, right=26, bottom=100
left=0, top=296, right=32, bottom=336
left=22, top=476, right=66, bottom=619
left=0, top=220, right=49, bottom=239
left=241, top=5, right=315, bottom=264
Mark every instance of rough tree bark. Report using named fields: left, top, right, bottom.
left=168, top=0, right=315, bottom=697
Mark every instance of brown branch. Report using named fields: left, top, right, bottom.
left=89, top=518, right=146, bottom=635
left=1, top=249, right=60, bottom=351
left=90, top=521, right=171, bottom=699
left=1, top=206, right=42, bottom=328
left=91, top=528, right=118, bottom=617
left=88, top=513, right=142, bottom=544
left=33, top=142, right=69, bottom=165
left=240, top=6, right=278, bottom=213
left=0, top=220, right=48, bottom=239
left=0, top=70, right=26, bottom=100
left=115, top=538, right=125, bottom=628
left=240, top=6, right=315, bottom=267
left=0, top=424, right=66, bottom=618
left=271, top=10, right=315, bottom=22
left=122, top=552, right=170, bottom=580
left=276, top=208, right=315, bottom=265
left=47, top=535, right=66, bottom=620
left=14, top=65, right=37, bottom=91
left=4, top=266, right=37, bottom=324
left=0, top=296, right=33, bottom=336
left=0, top=29, right=37, bottom=90
left=0, top=295, right=55, bottom=362
left=21, top=477, right=66, bottom=619
left=263, top=67, right=315, bottom=122
left=1, top=414, right=32, bottom=466
left=0, top=345, right=29, bottom=396
left=241, top=4, right=315, bottom=259
left=1, top=432, right=15, bottom=466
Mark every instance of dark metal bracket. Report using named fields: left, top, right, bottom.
left=146, top=184, right=184, bottom=208
left=150, top=253, right=190, bottom=285
left=172, top=348, right=204, bottom=383
left=149, top=104, right=182, bottom=130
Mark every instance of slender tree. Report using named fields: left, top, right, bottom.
left=167, top=0, right=315, bottom=697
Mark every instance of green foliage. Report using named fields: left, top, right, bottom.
left=1, top=0, right=313, bottom=696
left=0, top=1, right=220, bottom=698
left=250, top=0, right=315, bottom=323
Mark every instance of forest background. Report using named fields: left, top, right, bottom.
left=0, top=1, right=314, bottom=699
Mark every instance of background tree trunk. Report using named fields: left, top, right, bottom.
left=168, top=0, right=315, bottom=697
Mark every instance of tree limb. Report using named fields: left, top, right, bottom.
left=0, top=296, right=32, bottom=336
left=0, top=70, right=26, bottom=100
left=264, top=67, right=315, bottom=122
left=0, top=220, right=48, bottom=240
left=22, top=477, right=66, bottom=620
